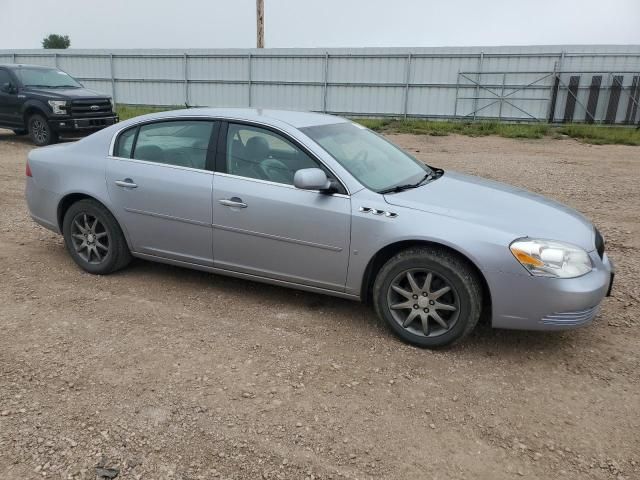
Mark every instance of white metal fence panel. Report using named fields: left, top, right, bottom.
left=1, top=46, right=639, bottom=123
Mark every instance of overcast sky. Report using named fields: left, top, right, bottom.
left=1, top=0, right=639, bottom=49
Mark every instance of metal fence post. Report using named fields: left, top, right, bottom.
left=109, top=54, right=117, bottom=106
left=473, top=52, right=484, bottom=121
left=54, top=52, right=58, bottom=68
left=183, top=53, right=189, bottom=106
left=11, top=53, right=16, bottom=64
left=453, top=72, right=460, bottom=118
left=498, top=73, right=506, bottom=120
left=322, top=52, right=329, bottom=113
left=547, top=51, right=565, bottom=123
left=403, top=53, right=412, bottom=119
left=248, top=53, right=252, bottom=107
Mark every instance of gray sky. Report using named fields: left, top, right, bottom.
left=1, top=0, right=639, bottom=49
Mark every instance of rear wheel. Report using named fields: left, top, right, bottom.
left=373, top=247, right=482, bottom=348
left=28, top=113, right=58, bottom=146
left=62, top=199, right=131, bottom=275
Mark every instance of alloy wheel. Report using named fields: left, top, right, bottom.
left=70, top=212, right=110, bottom=264
left=387, top=269, right=460, bottom=338
left=31, top=118, right=48, bottom=144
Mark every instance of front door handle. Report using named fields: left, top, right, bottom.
left=219, top=198, right=247, bottom=208
left=115, top=179, right=138, bottom=188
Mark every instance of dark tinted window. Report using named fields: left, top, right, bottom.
left=132, top=121, right=214, bottom=170
left=0, top=69, right=11, bottom=86
left=226, top=123, right=319, bottom=185
left=114, top=127, right=136, bottom=158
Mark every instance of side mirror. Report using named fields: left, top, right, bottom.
left=293, top=168, right=333, bottom=191
left=0, top=82, right=16, bottom=94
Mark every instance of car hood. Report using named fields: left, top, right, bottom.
left=383, top=171, right=596, bottom=251
left=22, top=86, right=109, bottom=100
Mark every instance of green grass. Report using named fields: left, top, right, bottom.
left=353, top=118, right=640, bottom=145
left=116, top=104, right=180, bottom=121
left=114, top=105, right=640, bottom=146
left=554, top=124, right=640, bottom=146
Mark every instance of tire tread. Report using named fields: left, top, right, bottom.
left=373, top=246, right=482, bottom=347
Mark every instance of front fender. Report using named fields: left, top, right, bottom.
left=21, top=98, right=52, bottom=119
left=345, top=191, right=525, bottom=298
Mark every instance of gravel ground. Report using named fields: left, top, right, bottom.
left=0, top=129, right=639, bottom=480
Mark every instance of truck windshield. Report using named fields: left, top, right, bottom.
left=301, top=122, right=431, bottom=193
left=18, top=67, right=82, bottom=88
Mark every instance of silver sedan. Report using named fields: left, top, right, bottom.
left=25, top=108, right=614, bottom=347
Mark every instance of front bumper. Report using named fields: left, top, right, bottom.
left=489, top=251, right=614, bottom=331
left=49, top=115, right=118, bottom=134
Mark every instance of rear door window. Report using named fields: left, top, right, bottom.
left=114, top=120, right=215, bottom=170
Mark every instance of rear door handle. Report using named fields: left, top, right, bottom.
left=219, top=198, right=247, bottom=208
left=115, top=179, right=138, bottom=188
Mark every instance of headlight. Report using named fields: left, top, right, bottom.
left=510, top=239, right=592, bottom=278
left=47, top=100, right=67, bottom=115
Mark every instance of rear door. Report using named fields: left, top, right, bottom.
left=211, top=122, right=351, bottom=291
left=106, top=119, right=218, bottom=266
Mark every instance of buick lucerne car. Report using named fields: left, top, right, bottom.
left=25, top=109, right=614, bottom=347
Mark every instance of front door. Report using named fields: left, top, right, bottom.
left=0, top=69, right=21, bottom=127
left=212, top=122, right=351, bottom=291
left=106, top=119, right=218, bottom=266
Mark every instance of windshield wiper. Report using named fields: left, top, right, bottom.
left=378, top=169, right=442, bottom=194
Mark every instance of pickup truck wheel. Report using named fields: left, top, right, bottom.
left=12, top=129, right=28, bottom=136
left=28, top=113, right=58, bottom=146
left=373, top=247, right=482, bottom=348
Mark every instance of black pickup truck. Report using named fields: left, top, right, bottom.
left=0, top=64, right=118, bottom=146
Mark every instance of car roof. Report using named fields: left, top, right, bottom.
left=130, top=107, right=349, bottom=129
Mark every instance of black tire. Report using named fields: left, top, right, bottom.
left=12, top=129, right=28, bottom=136
left=62, top=199, right=131, bottom=275
left=373, top=247, right=482, bottom=348
left=28, top=113, right=58, bottom=146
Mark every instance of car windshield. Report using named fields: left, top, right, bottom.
left=18, top=67, right=82, bottom=88
left=301, top=122, right=431, bottom=192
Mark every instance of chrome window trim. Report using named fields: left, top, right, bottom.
left=107, top=155, right=214, bottom=175
left=108, top=114, right=352, bottom=195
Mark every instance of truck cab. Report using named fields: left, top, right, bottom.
left=0, top=63, right=118, bottom=146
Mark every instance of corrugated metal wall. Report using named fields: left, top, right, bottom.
left=1, top=45, right=639, bottom=123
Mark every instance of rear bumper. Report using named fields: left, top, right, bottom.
left=489, top=251, right=613, bottom=331
left=25, top=177, right=61, bottom=234
left=49, top=115, right=118, bottom=134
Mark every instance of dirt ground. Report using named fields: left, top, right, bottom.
left=1, top=129, right=639, bottom=480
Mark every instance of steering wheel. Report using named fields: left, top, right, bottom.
left=258, top=158, right=293, bottom=184
left=348, top=150, right=369, bottom=177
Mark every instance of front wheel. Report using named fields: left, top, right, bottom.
left=373, top=247, right=482, bottom=348
left=28, top=113, right=58, bottom=146
left=62, top=199, right=131, bottom=275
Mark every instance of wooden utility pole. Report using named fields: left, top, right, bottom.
left=256, top=0, right=264, bottom=48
